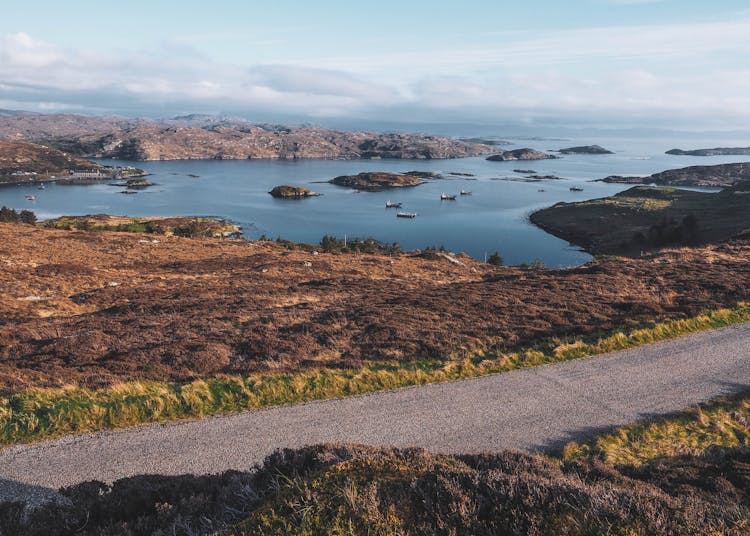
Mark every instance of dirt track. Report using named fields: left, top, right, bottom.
left=1, top=222, right=750, bottom=391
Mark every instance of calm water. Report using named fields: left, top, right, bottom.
left=3, top=136, right=750, bottom=267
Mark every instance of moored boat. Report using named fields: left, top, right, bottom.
left=570, top=187, right=584, bottom=192
left=460, top=190, right=472, bottom=195
left=385, top=200, right=402, bottom=208
left=397, top=212, right=417, bottom=218
left=25, top=195, right=36, bottom=201
left=440, top=193, right=457, bottom=200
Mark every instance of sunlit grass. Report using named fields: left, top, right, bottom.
left=563, top=393, right=750, bottom=466
left=1, top=303, right=749, bottom=447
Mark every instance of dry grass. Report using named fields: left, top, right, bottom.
left=563, top=392, right=750, bottom=466
left=2, top=304, right=748, bottom=447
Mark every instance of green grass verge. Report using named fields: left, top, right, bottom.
left=2, top=303, right=749, bottom=447
left=563, top=391, right=750, bottom=466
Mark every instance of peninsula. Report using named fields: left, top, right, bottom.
left=666, top=147, right=750, bottom=156
left=600, top=162, right=750, bottom=188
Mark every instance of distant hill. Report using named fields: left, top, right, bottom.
left=0, top=111, right=493, bottom=161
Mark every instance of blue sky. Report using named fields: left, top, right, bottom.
left=2, top=0, right=750, bottom=129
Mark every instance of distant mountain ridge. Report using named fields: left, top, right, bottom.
left=0, top=110, right=493, bottom=161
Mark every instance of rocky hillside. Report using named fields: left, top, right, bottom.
left=0, top=111, right=493, bottom=161
left=0, top=140, right=103, bottom=180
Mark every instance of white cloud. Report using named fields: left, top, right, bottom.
left=1, top=17, right=750, bottom=129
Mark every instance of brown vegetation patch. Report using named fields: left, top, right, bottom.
left=1, top=222, right=750, bottom=391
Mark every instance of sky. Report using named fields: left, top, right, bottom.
left=1, top=0, right=750, bottom=131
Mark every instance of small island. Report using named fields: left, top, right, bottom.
left=328, top=172, right=426, bottom=191
left=486, top=148, right=558, bottom=161
left=666, top=147, right=750, bottom=156
left=269, top=185, right=321, bottom=198
left=557, top=145, right=613, bottom=155
left=110, top=178, right=155, bottom=189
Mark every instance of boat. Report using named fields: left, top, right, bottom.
left=538, top=189, right=546, bottom=192
left=440, top=193, right=457, bottom=200
left=24, top=195, right=36, bottom=201
left=460, top=190, right=472, bottom=195
left=397, top=212, right=417, bottom=218
left=38, top=184, right=45, bottom=190
left=385, top=200, right=402, bottom=208
left=569, top=187, right=584, bottom=192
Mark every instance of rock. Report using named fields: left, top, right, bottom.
left=269, top=185, right=320, bottom=198
left=486, top=148, right=558, bottom=161
left=329, top=172, right=426, bottom=191
left=557, top=145, right=613, bottom=155
left=513, top=169, right=537, bottom=174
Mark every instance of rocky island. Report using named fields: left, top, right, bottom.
left=329, top=172, right=426, bottom=191
left=666, top=147, right=750, bottom=156
left=110, top=178, right=155, bottom=190
left=557, top=145, right=613, bottom=155
left=486, top=148, right=558, bottom=161
left=269, top=185, right=320, bottom=198
left=0, top=111, right=494, bottom=161
left=600, top=162, right=750, bottom=188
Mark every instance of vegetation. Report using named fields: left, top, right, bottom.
left=487, top=251, right=504, bottom=266
left=4, top=406, right=750, bottom=534
left=42, top=215, right=238, bottom=238
left=1, top=304, right=748, bottom=447
left=564, top=392, right=750, bottom=466
left=319, top=234, right=402, bottom=255
left=0, top=206, right=36, bottom=224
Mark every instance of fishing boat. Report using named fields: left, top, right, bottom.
left=460, top=190, right=472, bottom=195
left=385, top=200, right=402, bottom=208
left=24, top=195, right=36, bottom=201
left=569, top=187, right=584, bottom=192
left=397, top=212, right=417, bottom=218
left=440, top=193, right=457, bottom=200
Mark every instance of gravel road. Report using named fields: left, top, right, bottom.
left=1, top=322, right=748, bottom=504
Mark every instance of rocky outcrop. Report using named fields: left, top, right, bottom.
left=269, top=185, right=320, bottom=198
left=329, top=172, right=425, bottom=191
left=0, top=112, right=494, bottom=161
left=666, top=147, right=750, bottom=156
left=558, top=145, right=613, bottom=155
left=486, top=148, right=558, bottom=161
left=600, top=162, right=750, bottom=188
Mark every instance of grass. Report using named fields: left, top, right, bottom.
left=1, top=303, right=749, bottom=447
left=563, top=392, right=750, bottom=466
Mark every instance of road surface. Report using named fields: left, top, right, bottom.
left=1, top=322, right=748, bottom=504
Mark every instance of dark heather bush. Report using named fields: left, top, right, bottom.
left=1, top=444, right=749, bottom=535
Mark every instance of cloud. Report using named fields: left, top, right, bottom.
left=1, top=17, right=750, bottom=129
